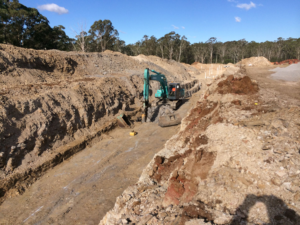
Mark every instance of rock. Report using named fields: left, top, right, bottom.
left=214, top=215, right=232, bottom=224
left=121, top=219, right=128, bottom=224
left=262, top=144, right=271, bottom=150
left=5, top=158, right=14, bottom=172
left=276, top=171, right=287, bottom=177
left=185, top=219, right=208, bottom=225
left=271, top=177, right=282, bottom=186
left=158, top=212, right=167, bottom=220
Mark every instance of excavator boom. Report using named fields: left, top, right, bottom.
left=142, top=68, right=184, bottom=126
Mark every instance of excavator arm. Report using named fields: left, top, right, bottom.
left=142, top=68, right=169, bottom=122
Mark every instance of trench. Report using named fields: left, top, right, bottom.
left=0, top=89, right=202, bottom=225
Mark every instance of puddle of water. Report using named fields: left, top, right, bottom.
left=270, top=64, right=300, bottom=82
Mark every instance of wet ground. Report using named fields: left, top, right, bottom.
left=0, top=92, right=201, bottom=225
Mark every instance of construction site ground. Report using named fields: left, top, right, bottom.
left=1, top=44, right=300, bottom=225
left=0, top=91, right=202, bottom=225
left=100, top=64, right=300, bottom=225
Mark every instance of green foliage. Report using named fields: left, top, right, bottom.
left=126, top=35, right=300, bottom=64
left=88, top=19, right=119, bottom=52
left=0, top=0, right=72, bottom=50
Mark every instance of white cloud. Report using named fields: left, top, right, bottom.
left=228, top=0, right=238, bottom=3
left=37, top=4, right=69, bottom=15
left=235, top=17, right=241, bottom=22
left=237, top=1, right=256, bottom=10
left=172, top=25, right=179, bottom=29
left=182, top=26, right=185, bottom=29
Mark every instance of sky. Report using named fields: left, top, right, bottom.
left=20, top=0, right=300, bottom=44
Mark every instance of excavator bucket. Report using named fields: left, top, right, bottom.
left=116, top=113, right=131, bottom=128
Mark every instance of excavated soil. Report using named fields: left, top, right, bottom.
left=237, top=56, right=272, bottom=67
left=0, top=44, right=201, bottom=206
left=216, top=75, right=259, bottom=95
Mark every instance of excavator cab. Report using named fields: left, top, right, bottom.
left=168, top=83, right=184, bottom=100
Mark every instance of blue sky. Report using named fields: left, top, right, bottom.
left=20, top=0, right=300, bottom=44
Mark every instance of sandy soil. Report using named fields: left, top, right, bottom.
left=100, top=64, right=300, bottom=225
left=0, top=90, right=202, bottom=225
left=0, top=44, right=203, bottom=205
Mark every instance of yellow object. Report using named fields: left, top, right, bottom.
left=130, top=131, right=137, bottom=136
left=255, top=103, right=258, bottom=105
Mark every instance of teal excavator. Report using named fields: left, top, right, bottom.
left=142, top=68, right=184, bottom=126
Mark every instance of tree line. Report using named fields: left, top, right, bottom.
left=1, top=0, right=299, bottom=64
left=124, top=35, right=300, bottom=64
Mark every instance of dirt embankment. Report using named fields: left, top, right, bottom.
left=0, top=44, right=201, bottom=204
left=100, top=68, right=300, bottom=224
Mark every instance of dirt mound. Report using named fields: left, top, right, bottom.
left=216, top=75, right=259, bottom=95
left=274, top=59, right=300, bottom=65
left=237, top=56, right=271, bottom=67
left=0, top=44, right=192, bottom=89
left=132, top=55, right=195, bottom=81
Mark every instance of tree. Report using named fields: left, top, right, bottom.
left=0, top=0, right=10, bottom=43
left=89, top=19, right=119, bottom=52
left=296, top=38, right=300, bottom=60
left=158, top=36, right=166, bottom=59
left=112, top=38, right=126, bottom=53
left=72, top=23, right=89, bottom=52
left=219, top=42, right=227, bottom=63
left=163, top=31, right=180, bottom=60
left=178, top=35, right=187, bottom=62
left=192, top=42, right=208, bottom=63
left=206, top=37, right=217, bottom=63
left=0, top=0, right=72, bottom=50
left=275, top=37, right=285, bottom=61
left=52, top=25, right=73, bottom=51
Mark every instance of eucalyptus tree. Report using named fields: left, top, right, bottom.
left=206, top=37, right=217, bottom=63
left=192, top=42, right=208, bottom=63
left=88, top=19, right=119, bottom=52
left=0, top=0, right=72, bottom=50
left=177, top=35, right=187, bottom=62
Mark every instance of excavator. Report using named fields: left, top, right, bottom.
left=142, top=68, right=184, bottom=127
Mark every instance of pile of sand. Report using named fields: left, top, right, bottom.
left=270, top=63, right=300, bottom=82
left=237, top=57, right=271, bottom=67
